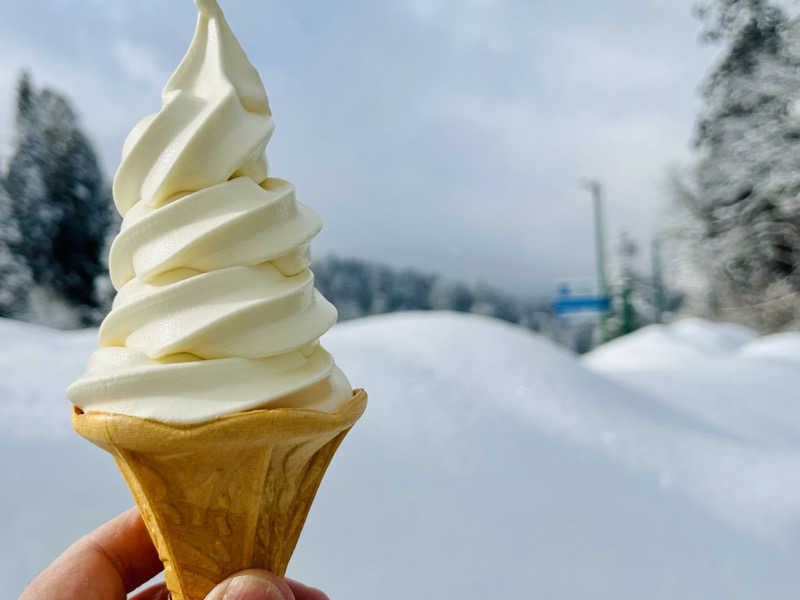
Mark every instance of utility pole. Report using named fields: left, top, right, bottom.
left=583, top=180, right=609, bottom=300
left=581, top=179, right=610, bottom=341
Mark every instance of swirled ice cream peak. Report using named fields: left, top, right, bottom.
left=113, top=0, right=272, bottom=218
left=67, top=0, right=352, bottom=423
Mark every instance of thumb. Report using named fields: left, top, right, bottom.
left=204, top=570, right=294, bottom=600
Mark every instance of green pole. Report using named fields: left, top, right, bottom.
left=652, top=236, right=664, bottom=324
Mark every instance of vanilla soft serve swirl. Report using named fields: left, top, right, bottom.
left=67, top=0, right=352, bottom=423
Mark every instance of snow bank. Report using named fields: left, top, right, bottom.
left=0, top=319, right=96, bottom=439
left=739, top=332, right=800, bottom=364
left=583, top=317, right=758, bottom=371
left=584, top=320, right=800, bottom=451
left=3, top=313, right=800, bottom=599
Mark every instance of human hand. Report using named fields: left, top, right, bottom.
left=20, top=507, right=329, bottom=600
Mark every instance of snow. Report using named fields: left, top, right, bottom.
left=739, top=332, right=800, bottom=364
left=583, top=317, right=758, bottom=371
left=3, top=312, right=800, bottom=598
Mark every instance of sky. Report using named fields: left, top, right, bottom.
left=0, top=0, right=733, bottom=297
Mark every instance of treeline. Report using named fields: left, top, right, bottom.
left=314, top=255, right=550, bottom=330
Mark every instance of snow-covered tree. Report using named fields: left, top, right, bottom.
left=430, top=279, right=474, bottom=313
left=94, top=196, right=121, bottom=316
left=677, top=0, right=800, bottom=330
left=612, top=232, right=641, bottom=336
left=312, top=255, right=547, bottom=330
left=0, top=180, right=32, bottom=318
left=4, top=72, right=111, bottom=325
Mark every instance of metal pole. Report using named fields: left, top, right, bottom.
left=581, top=179, right=610, bottom=342
left=589, top=181, right=609, bottom=300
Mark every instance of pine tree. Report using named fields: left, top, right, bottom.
left=94, top=201, right=121, bottom=316
left=4, top=72, right=111, bottom=323
left=0, top=180, right=32, bottom=318
left=312, top=255, right=545, bottom=328
left=680, top=0, right=800, bottom=329
left=615, top=232, right=640, bottom=336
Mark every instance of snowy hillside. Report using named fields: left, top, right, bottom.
left=3, top=313, right=800, bottom=599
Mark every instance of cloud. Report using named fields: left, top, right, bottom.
left=404, top=0, right=515, bottom=54
left=0, top=0, right=733, bottom=296
left=113, top=40, right=168, bottom=89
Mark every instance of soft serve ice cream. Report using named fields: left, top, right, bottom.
left=68, top=4, right=364, bottom=595
left=68, top=0, right=351, bottom=423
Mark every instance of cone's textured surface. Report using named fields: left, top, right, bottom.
left=72, top=389, right=367, bottom=600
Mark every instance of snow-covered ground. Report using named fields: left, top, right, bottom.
left=3, top=312, right=800, bottom=599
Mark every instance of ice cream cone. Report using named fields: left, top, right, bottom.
left=72, top=388, right=367, bottom=600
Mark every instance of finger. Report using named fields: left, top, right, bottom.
left=129, top=576, right=330, bottom=600
left=20, top=506, right=163, bottom=600
left=285, top=578, right=330, bottom=600
left=129, top=583, right=170, bottom=600
left=84, top=506, right=164, bottom=592
left=204, top=570, right=295, bottom=600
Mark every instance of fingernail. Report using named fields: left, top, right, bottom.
left=205, top=572, right=290, bottom=600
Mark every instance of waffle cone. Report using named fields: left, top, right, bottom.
left=71, top=389, right=367, bottom=600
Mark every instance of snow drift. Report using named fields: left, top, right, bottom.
left=3, top=312, right=800, bottom=599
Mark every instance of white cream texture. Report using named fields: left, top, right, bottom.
left=67, top=0, right=352, bottom=423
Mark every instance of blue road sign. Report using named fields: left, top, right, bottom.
left=552, top=295, right=610, bottom=315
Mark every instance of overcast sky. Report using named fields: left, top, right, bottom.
left=0, top=0, right=741, bottom=297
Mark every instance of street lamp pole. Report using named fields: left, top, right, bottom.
left=582, top=179, right=609, bottom=300
left=580, top=179, right=610, bottom=342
